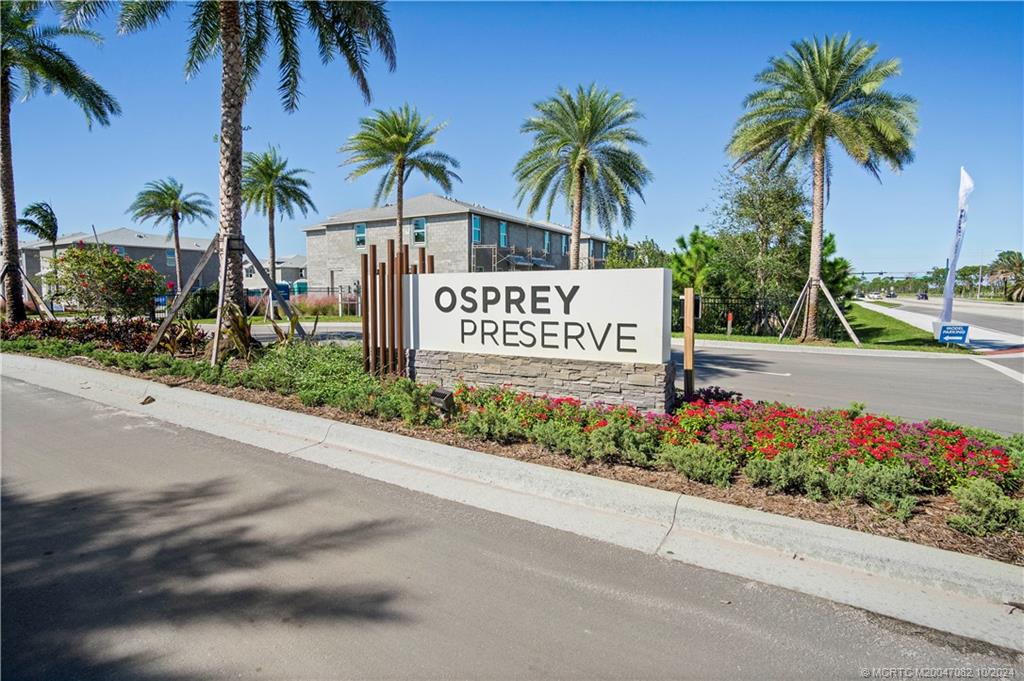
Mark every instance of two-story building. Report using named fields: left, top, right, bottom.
left=20, top=227, right=218, bottom=295
left=303, top=194, right=611, bottom=291
left=242, top=254, right=307, bottom=290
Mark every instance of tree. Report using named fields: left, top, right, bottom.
left=242, top=146, right=315, bottom=292
left=2, top=1, right=120, bottom=322
left=604, top=234, right=669, bottom=270
left=340, top=104, right=460, bottom=252
left=17, top=201, right=60, bottom=307
left=127, top=178, right=214, bottom=296
left=708, top=161, right=808, bottom=298
left=65, top=1, right=396, bottom=310
left=728, top=34, right=917, bottom=340
left=989, top=251, right=1024, bottom=301
left=798, top=224, right=856, bottom=307
left=671, top=226, right=718, bottom=292
left=43, top=241, right=166, bottom=319
left=514, top=84, right=652, bottom=269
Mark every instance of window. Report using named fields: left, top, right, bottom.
left=113, top=246, right=126, bottom=257
left=499, top=221, right=508, bottom=248
left=354, top=223, right=366, bottom=249
left=471, top=215, right=481, bottom=244
left=561, top=234, right=569, bottom=255
left=244, top=266, right=255, bottom=278
left=166, top=249, right=175, bottom=267
left=543, top=231, right=550, bottom=254
left=588, top=240, right=594, bottom=257
left=413, top=217, right=427, bottom=246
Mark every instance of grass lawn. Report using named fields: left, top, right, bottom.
left=673, top=303, right=970, bottom=354
left=864, top=300, right=901, bottom=309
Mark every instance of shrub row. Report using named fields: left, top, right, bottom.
left=1, top=318, right=207, bottom=354
left=2, top=337, right=1021, bottom=536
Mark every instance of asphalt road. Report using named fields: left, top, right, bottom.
left=890, top=298, right=1024, bottom=337
left=4, top=379, right=1020, bottom=680
left=683, top=346, right=1024, bottom=434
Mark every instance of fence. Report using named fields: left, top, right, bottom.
left=670, top=294, right=850, bottom=341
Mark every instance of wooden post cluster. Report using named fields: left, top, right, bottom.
left=360, top=239, right=433, bottom=376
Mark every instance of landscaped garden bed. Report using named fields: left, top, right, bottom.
left=3, top=318, right=1022, bottom=565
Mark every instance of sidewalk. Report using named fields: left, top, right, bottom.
left=2, top=353, right=1021, bottom=651
left=858, top=301, right=1024, bottom=352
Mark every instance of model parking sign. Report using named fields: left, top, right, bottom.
left=935, top=323, right=969, bottom=343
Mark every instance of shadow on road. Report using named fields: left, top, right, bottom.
left=1, top=477, right=413, bottom=680
left=672, top=349, right=773, bottom=383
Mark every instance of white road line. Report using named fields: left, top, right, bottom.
left=701, top=364, right=792, bottom=377
left=970, top=357, right=1024, bottom=385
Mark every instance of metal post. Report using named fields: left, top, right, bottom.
left=683, top=287, right=696, bottom=400
left=368, top=245, right=378, bottom=374
left=377, top=263, right=388, bottom=374
left=360, top=253, right=370, bottom=373
left=386, top=239, right=396, bottom=369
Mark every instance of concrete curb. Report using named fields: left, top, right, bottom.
left=3, top=353, right=1022, bottom=651
left=680, top=338, right=979, bottom=359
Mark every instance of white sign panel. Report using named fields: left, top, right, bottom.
left=940, top=167, right=975, bottom=323
left=406, top=268, right=672, bottom=364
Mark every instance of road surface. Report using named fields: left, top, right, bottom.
left=3, top=379, right=1020, bottom=680
left=889, top=298, right=1024, bottom=337
left=685, top=346, right=1024, bottom=434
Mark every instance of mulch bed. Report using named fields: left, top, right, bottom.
left=59, top=354, right=1024, bottom=566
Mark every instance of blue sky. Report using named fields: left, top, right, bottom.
left=11, top=1, right=1023, bottom=273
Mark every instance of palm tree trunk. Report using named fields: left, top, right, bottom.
left=172, top=214, right=183, bottom=299
left=568, top=166, right=584, bottom=270
left=267, top=201, right=277, bottom=319
left=50, top=241, right=57, bottom=310
left=801, top=141, right=825, bottom=341
left=218, top=0, right=245, bottom=309
left=0, top=67, right=26, bottom=322
left=396, top=158, right=405, bottom=252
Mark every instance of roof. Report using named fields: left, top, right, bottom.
left=21, top=231, right=88, bottom=249
left=277, top=254, right=306, bottom=269
left=302, top=193, right=610, bottom=242
left=23, top=227, right=213, bottom=252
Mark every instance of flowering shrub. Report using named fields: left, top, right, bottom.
left=454, top=386, right=1020, bottom=497
left=43, top=242, right=165, bottom=318
left=293, top=294, right=337, bottom=316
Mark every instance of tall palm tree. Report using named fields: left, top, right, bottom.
left=1, top=1, right=119, bottom=322
left=990, top=251, right=1024, bottom=302
left=340, top=104, right=461, bottom=251
left=242, top=146, right=316, bottom=288
left=65, top=1, right=396, bottom=310
left=17, top=201, right=60, bottom=309
left=728, top=34, right=917, bottom=340
left=127, top=178, right=215, bottom=295
left=514, top=84, right=652, bottom=270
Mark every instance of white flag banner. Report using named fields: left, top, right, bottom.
left=940, top=167, right=974, bottom=323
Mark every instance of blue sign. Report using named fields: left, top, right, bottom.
left=154, top=295, right=168, bottom=306
left=937, top=324, right=969, bottom=343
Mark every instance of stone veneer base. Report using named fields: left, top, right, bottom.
left=408, top=350, right=676, bottom=413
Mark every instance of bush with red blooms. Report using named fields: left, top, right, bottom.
left=454, top=384, right=1021, bottom=496
left=42, top=242, right=165, bottom=318
left=0, top=318, right=207, bottom=354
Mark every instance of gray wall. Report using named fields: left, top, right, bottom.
left=306, top=212, right=470, bottom=289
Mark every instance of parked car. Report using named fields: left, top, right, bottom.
left=867, top=292, right=882, bottom=300
left=916, top=292, right=929, bottom=300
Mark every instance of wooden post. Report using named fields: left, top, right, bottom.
left=411, top=265, right=418, bottom=274
left=418, top=248, right=426, bottom=274
left=427, top=255, right=435, bottom=274
left=395, top=251, right=404, bottom=375
left=402, top=244, right=410, bottom=274
left=683, top=287, right=696, bottom=400
left=368, top=245, right=378, bottom=374
left=360, top=253, right=370, bottom=373
left=210, top=236, right=229, bottom=366
left=377, top=263, right=388, bottom=373
left=820, top=281, right=861, bottom=346
left=144, top=238, right=219, bottom=355
left=386, top=239, right=396, bottom=370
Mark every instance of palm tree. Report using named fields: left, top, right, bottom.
left=1, top=1, right=119, bottom=322
left=728, top=34, right=917, bottom=340
left=514, top=84, right=652, bottom=270
left=242, top=146, right=316, bottom=290
left=990, top=251, right=1024, bottom=302
left=17, top=201, right=60, bottom=309
left=127, top=178, right=215, bottom=296
left=65, top=1, right=396, bottom=310
left=340, top=104, right=461, bottom=251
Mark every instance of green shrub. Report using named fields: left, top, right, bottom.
left=43, top=242, right=166, bottom=318
left=743, top=457, right=773, bottom=487
left=658, top=443, right=737, bottom=487
left=527, top=419, right=590, bottom=459
left=742, top=450, right=824, bottom=496
left=826, top=464, right=919, bottom=522
left=947, top=478, right=1024, bottom=537
left=458, top=406, right=525, bottom=444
